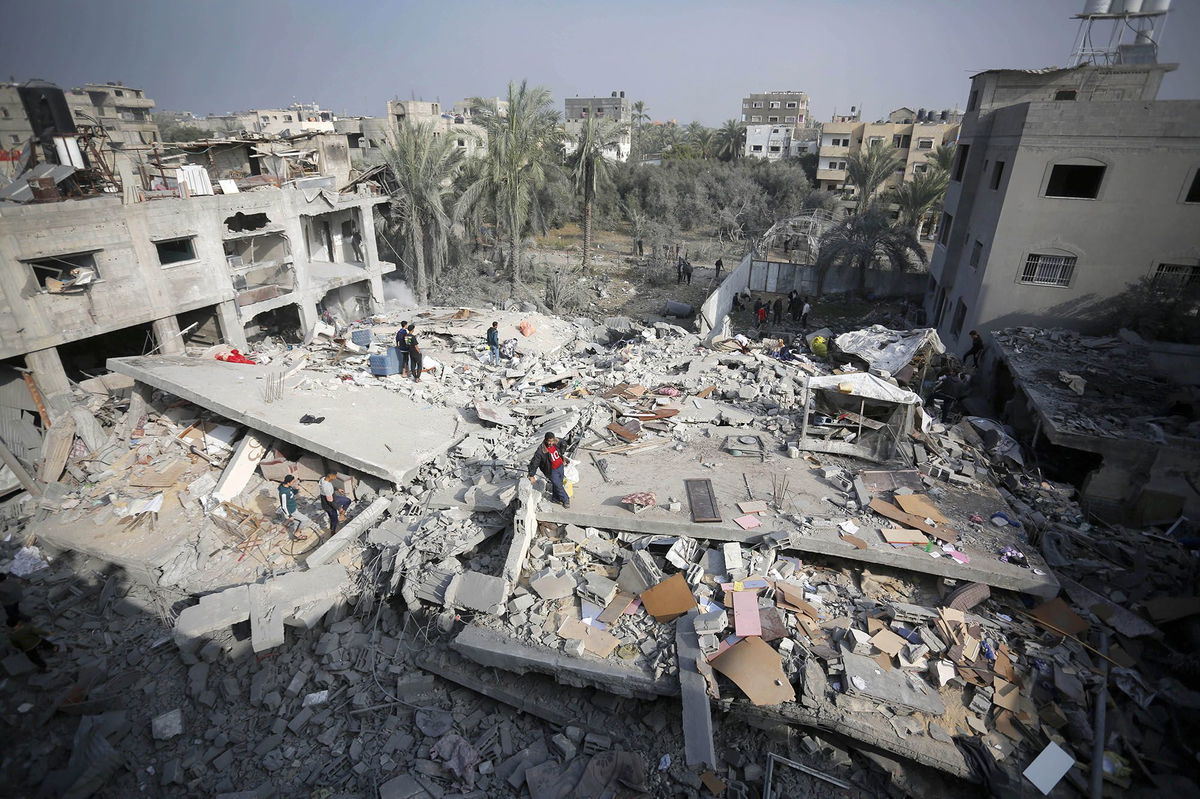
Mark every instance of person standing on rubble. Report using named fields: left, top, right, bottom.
left=405, top=323, right=423, bottom=381
left=965, top=330, right=984, bottom=368
left=319, top=471, right=340, bottom=534
left=932, top=369, right=970, bottom=422
left=801, top=296, right=812, bottom=328
left=682, top=260, right=693, bottom=285
left=528, top=432, right=570, bottom=508
left=395, top=320, right=410, bottom=377
left=714, top=257, right=723, bottom=282
left=486, top=321, right=501, bottom=366
left=277, top=475, right=313, bottom=539
left=772, top=297, right=783, bottom=326
left=755, top=302, right=767, bottom=329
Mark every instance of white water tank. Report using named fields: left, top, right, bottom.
left=1118, top=0, right=1145, bottom=14
left=1143, top=0, right=1171, bottom=13
left=1083, top=0, right=1111, bottom=14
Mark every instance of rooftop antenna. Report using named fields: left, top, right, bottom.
left=1070, top=0, right=1171, bottom=67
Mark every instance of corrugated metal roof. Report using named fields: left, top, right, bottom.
left=0, top=163, right=77, bottom=203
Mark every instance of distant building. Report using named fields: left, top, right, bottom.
left=206, top=103, right=336, bottom=138
left=740, top=91, right=809, bottom=129
left=744, top=125, right=811, bottom=161
left=563, top=92, right=632, bottom=162
left=816, top=108, right=960, bottom=193
left=924, top=62, right=1199, bottom=352
left=335, top=117, right=391, bottom=166
left=65, top=82, right=161, bottom=148
left=386, top=99, right=489, bottom=158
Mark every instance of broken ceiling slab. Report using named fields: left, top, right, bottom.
left=842, top=652, right=945, bottom=715
left=107, top=356, right=470, bottom=484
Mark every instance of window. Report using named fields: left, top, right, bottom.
left=951, top=299, right=967, bottom=337
left=893, top=134, right=910, bottom=149
left=914, top=163, right=928, bottom=174
left=1020, top=253, right=1076, bottom=287
left=990, top=160, right=1005, bottom=190
left=27, top=252, right=100, bottom=290
left=894, top=165, right=906, bottom=174
left=284, top=115, right=293, bottom=122
left=751, top=145, right=763, bottom=152
left=1, top=107, right=8, bottom=118
left=457, top=138, right=466, bottom=147
left=1184, top=171, right=1200, bottom=203
left=785, top=116, right=796, bottom=123
left=8, top=134, right=18, bottom=144
left=967, top=89, right=979, bottom=112
left=769, top=101, right=781, bottom=109
left=768, top=116, right=779, bottom=123
left=1054, top=89, right=1077, bottom=101
left=1045, top=162, right=1105, bottom=199
left=952, top=144, right=970, bottom=181
left=753, top=101, right=763, bottom=108
left=769, top=146, right=781, bottom=153
left=939, top=212, right=953, bottom=245
left=917, top=138, right=933, bottom=150
left=786, top=102, right=798, bottom=109
left=970, top=240, right=983, bottom=268
left=751, top=116, right=761, bottom=122
left=114, top=89, right=124, bottom=97
left=868, top=136, right=883, bottom=146
left=155, top=237, right=197, bottom=265
left=1154, top=263, right=1200, bottom=288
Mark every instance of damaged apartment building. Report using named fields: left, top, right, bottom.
left=0, top=80, right=394, bottom=414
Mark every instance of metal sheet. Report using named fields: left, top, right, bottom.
left=685, top=478, right=721, bottom=523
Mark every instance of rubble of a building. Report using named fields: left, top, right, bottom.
left=1, top=304, right=1197, bottom=798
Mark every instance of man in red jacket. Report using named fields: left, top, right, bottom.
left=528, top=432, right=570, bottom=508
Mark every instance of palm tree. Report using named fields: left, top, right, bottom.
left=814, top=207, right=926, bottom=295
left=381, top=121, right=467, bottom=303
left=684, top=121, right=706, bottom=144
left=693, top=128, right=716, bottom=159
left=845, top=141, right=903, bottom=214
left=890, top=168, right=950, bottom=232
left=567, top=117, right=627, bottom=271
left=929, top=142, right=957, bottom=174
left=714, top=120, right=745, bottom=161
left=630, top=100, right=649, bottom=160
left=462, top=80, right=561, bottom=286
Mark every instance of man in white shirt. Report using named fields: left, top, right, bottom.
left=318, top=472, right=339, bottom=534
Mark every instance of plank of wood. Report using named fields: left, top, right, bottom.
left=684, top=478, right=721, bottom=523
left=869, top=498, right=956, bottom=543
left=879, top=527, right=929, bottom=545
left=895, top=493, right=951, bottom=525
left=605, top=422, right=639, bottom=443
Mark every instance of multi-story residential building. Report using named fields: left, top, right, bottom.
left=0, top=83, right=30, bottom=180
left=335, top=117, right=391, bottom=166
left=923, top=61, right=1198, bottom=352
left=740, top=91, right=809, bottom=130
left=65, top=82, right=160, bottom=147
left=0, top=161, right=393, bottom=404
left=816, top=107, right=961, bottom=194
left=386, top=99, right=489, bottom=158
left=744, top=125, right=810, bottom=161
left=206, top=103, right=336, bottom=138
left=563, top=92, right=632, bottom=162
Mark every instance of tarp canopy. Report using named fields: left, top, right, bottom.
left=834, top=326, right=945, bottom=376
left=806, top=372, right=922, bottom=406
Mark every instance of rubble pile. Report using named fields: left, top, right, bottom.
left=1, top=305, right=1197, bottom=797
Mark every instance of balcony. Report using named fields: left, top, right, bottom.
left=817, top=168, right=847, bottom=182
left=820, top=145, right=850, bottom=157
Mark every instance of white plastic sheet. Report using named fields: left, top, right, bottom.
left=834, top=325, right=945, bottom=376
left=805, top=372, right=921, bottom=405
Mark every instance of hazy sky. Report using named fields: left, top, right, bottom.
left=2, top=0, right=1197, bottom=125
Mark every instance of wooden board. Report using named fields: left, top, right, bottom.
left=869, top=498, right=956, bottom=543
left=684, top=478, right=722, bottom=523
left=895, top=493, right=951, bottom=525
left=880, top=527, right=929, bottom=545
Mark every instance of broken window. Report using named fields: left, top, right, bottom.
left=1185, top=171, right=1200, bottom=203
left=892, top=134, right=911, bottom=148
left=939, top=212, right=953, bottom=246
left=27, top=252, right=100, bottom=291
left=1020, top=253, right=1076, bottom=287
left=155, top=237, right=197, bottom=265
left=990, top=160, right=1005, bottom=190
left=1045, top=162, right=1105, bottom=199
left=1154, top=263, right=1200, bottom=288
left=950, top=299, right=967, bottom=337
left=225, top=212, right=270, bottom=233
left=952, top=144, right=970, bottom=181
left=970, top=239, right=983, bottom=268
left=1054, top=89, right=1077, bottom=101
left=967, top=89, right=979, bottom=111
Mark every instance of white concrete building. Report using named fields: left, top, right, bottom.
left=924, top=62, right=1200, bottom=352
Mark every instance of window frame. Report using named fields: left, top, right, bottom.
left=938, top=212, right=953, bottom=246
left=990, top=160, right=1006, bottom=190
left=950, top=299, right=967, bottom=337
left=917, top=138, right=934, bottom=150
left=970, top=239, right=983, bottom=268
left=1181, top=168, right=1200, bottom=204
left=1018, top=252, right=1077, bottom=288
left=952, top=144, right=970, bottom=182
left=1042, top=159, right=1107, bottom=200
left=25, top=251, right=103, bottom=290
left=1152, top=262, right=1200, bottom=289
left=154, top=236, right=199, bottom=267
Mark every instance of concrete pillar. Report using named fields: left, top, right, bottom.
left=152, top=316, right=186, bottom=355
left=216, top=300, right=249, bottom=351
left=297, top=301, right=321, bottom=337
left=368, top=274, right=384, bottom=313
left=24, top=347, right=71, bottom=400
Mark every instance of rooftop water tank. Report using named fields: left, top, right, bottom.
left=1118, top=0, right=1145, bottom=14
left=1083, top=0, right=1112, bottom=15
left=1143, top=0, right=1170, bottom=13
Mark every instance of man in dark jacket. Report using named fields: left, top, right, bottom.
left=528, top=432, right=570, bottom=508
left=486, top=321, right=501, bottom=366
left=395, top=320, right=409, bottom=377
left=405, top=324, right=423, bottom=381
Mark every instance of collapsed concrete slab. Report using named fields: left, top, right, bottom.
left=306, top=496, right=391, bottom=567
left=107, top=355, right=470, bottom=484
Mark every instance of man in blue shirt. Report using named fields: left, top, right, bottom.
left=395, top=320, right=409, bottom=377
left=486, top=321, right=500, bottom=366
left=277, top=475, right=314, bottom=539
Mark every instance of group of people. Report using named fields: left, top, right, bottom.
left=734, top=290, right=812, bottom=330
left=392, top=321, right=424, bottom=382
left=277, top=471, right=352, bottom=541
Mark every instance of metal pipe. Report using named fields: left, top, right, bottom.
left=1090, top=629, right=1110, bottom=798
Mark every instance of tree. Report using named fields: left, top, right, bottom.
left=567, top=117, right=627, bottom=271
left=381, top=121, right=467, bottom=303
left=463, top=80, right=561, bottom=286
left=890, top=168, right=950, bottom=232
left=630, top=100, right=650, bottom=160
left=844, top=141, right=903, bottom=213
left=714, top=120, right=745, bottom=161
left=929, top=143, right=957, bottom=174
left=815, top=207, right=926, bottom=295
left=693, top=128, right=716, bottom=159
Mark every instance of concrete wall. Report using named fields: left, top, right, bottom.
left=0, top=187, right=394, bottom=363
left=927, top=98, right=1200, bottom=350
left=969, top=63, right=1172, bottom=116
left=698, top=252, right=753, bottom=339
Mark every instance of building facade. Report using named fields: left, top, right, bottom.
left=740, top=91, right=809, bottom=129
left=923, top=63, right=1200, bottom=352
left=386, top=100, right=489, bottom=158
left=65, top=82, right=160, bottom=147
left=816, top=108, right=960, bottom=193
left=563, top=92, right=632, bottom=162
left=744, top=125, right=810, bottom=161
left=0, top=181, right=393, bottom=404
